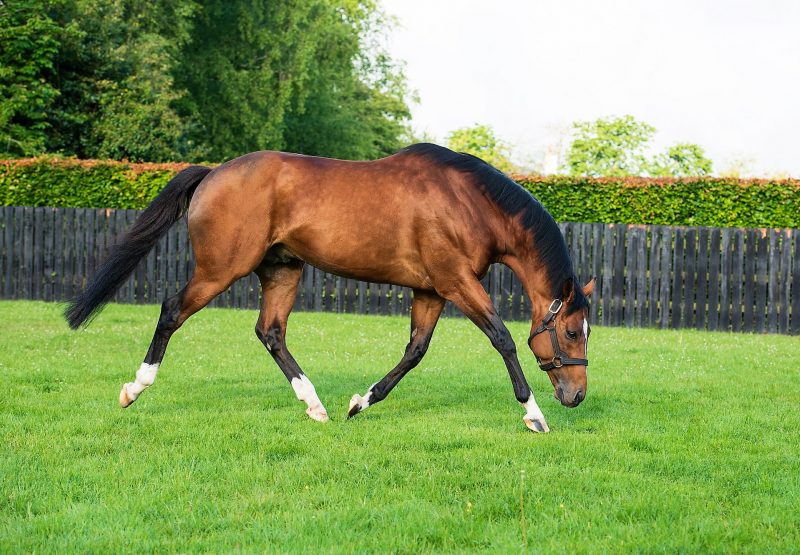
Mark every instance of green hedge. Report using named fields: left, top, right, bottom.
left=0, top=158, right=189, bottom=210
left=2, top=157, right=799, bottom=227
left=515, top=175, right=800, bottom=229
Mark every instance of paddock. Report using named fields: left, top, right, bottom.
left=2, top=301, right=798, bottom=552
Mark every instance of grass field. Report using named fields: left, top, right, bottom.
left=1, top=300, right=799, bottom=553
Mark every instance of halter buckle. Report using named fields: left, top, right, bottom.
left=548, top=299, right=563, bottom=314
left=549, top=356, right=563, bottom=368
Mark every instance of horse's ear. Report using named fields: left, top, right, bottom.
left=561, top=277, right=575, bottom=303
left=582, top=277, right=596, bottom=297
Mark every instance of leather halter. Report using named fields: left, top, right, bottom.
left=528, top=299, right=589, bottom=372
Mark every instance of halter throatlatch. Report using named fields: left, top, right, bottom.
left=528, top=299, right=589, bottom=372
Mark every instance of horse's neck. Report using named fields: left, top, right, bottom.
left=500, top=251, right=553, bottom=324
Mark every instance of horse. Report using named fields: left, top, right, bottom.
left=65, top=143, right=594, bottom=433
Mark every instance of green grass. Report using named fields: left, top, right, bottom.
left=1, top=300, right=799, bottom=554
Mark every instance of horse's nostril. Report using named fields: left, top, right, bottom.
left=574, top=389, right=584, bottom=404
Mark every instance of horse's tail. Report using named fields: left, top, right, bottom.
left=64, top=165, right=213, bottom=329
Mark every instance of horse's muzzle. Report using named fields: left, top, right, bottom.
left=555, top=386, right=585, bottom=408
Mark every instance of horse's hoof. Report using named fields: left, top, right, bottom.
left=306, top=405, right=329, bottom=422
left=523, top=414, right=550, bottom=433
left=119, top=384, right=136, bottom=408
left=347, top=394, right=366, bottom=418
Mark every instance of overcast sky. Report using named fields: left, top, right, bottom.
left=381, top=0, right=800, bottom=176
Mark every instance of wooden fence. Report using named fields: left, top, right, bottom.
left=1, top=206, right=798, bottom=334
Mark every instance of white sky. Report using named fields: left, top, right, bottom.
left=381, top=0, right=800, bottom=176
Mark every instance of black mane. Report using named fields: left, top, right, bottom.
left=402, top=143, right=588, bottom=311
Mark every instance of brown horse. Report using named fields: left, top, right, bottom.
left=66, top=143, right=594, bottom=432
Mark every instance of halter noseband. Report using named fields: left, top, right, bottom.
left=528, top=299, right=589, bottom=372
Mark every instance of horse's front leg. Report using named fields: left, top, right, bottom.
left=255, top=262, right=328, bottom=422
left=442, top=275, right=549, bottom=433
left=348, top=289, right=445, bottom=418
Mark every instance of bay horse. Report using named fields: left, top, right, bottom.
left=65, top=143, right=594, bottom=432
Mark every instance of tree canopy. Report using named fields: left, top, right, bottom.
left=446, top=124, right=515, bottom=173
left=650, top=143, right=713, bottom=177
left=0, top=0, right=412, bottom=162
left=565, top=115, right=712, bottom=177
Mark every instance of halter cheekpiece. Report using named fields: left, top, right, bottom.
left=528, top=298, right=589, bottom=371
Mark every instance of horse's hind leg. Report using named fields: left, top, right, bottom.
left=254, top=261, right=329, bottom=422
left=348, top=289, right=445, bottom=418
left=119, top=274, right=229, bottom=407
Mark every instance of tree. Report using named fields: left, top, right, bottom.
left=173, top=0, right=412, bottom=161
left=0, top=0, right=199, bottom=161
left=282, top=2, right=412, bottom=160
left=566, top=115, right=655, bottom=177
left=0, top=1, right=62, bottom=157
left=566, top=115, right=713, bottom=177
left=446, top=124, right=514, bottom=172
left=173, top=1, right=318, bottom=160
left=0, top=0, right=412, bottom=162
left=91, top=1, right=200, bottom=161
left=649, top=143, right=712, bottom=177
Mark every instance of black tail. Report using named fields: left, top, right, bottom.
left=65, top=165, right=212, bottom=329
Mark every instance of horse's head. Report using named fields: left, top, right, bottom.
left=529, top=278, right=595, bottom=408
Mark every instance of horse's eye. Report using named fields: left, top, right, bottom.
left=566, top=330, right=578, bottom=340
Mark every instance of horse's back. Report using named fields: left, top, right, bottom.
left=186, top=149, right=497, bottom=287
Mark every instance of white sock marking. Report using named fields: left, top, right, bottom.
left=291, top=374, right=328, bottom=421
left=521, top=394, right=549, bottom=433
left=583, top=318, right=589, bottom=357
left=123, top=362, right=159, bottom=402
left=359, top=390, right=373, bottom=409
left=349, top=383, right=377, bottom=415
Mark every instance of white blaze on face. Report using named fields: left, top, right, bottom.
left=583, top=318, right=589, bottom=356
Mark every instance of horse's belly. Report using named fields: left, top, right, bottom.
left=282, top=233, right=431, bottom=289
